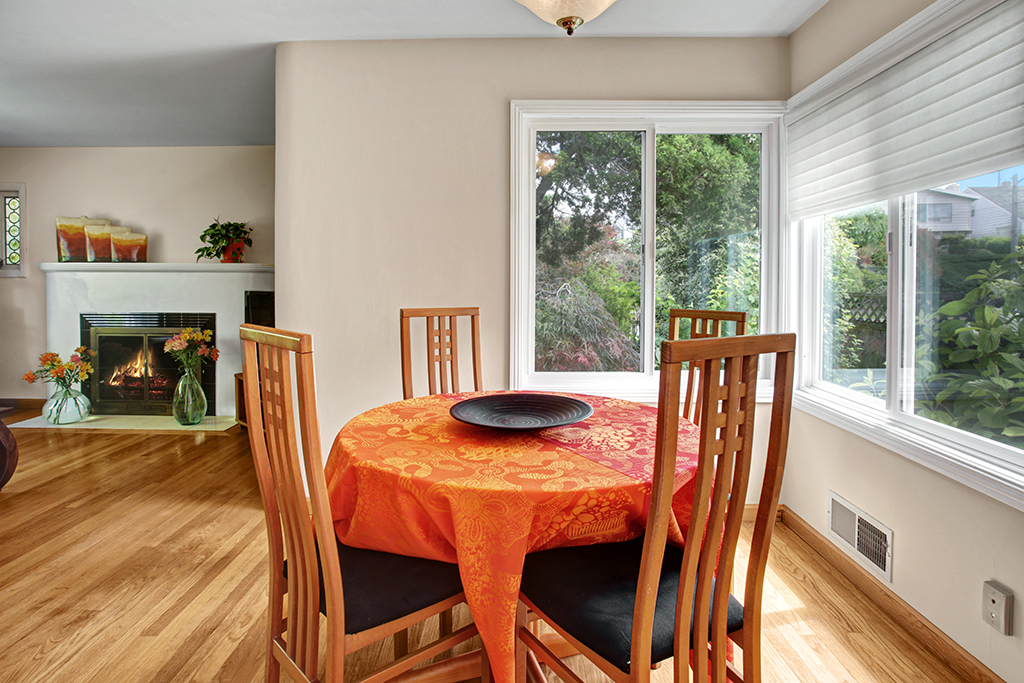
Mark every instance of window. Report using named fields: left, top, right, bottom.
left=0, top=184, right=25, bottom=278
left=820, top=202, right=888, bottom=400
left=809, top=166, right=1024, bottom=448
left=511, top=102, right=784, bottom=401
left=917, top=202, right=953, bottom=224
left=909, top=168, right=1024, bottom=451
left=788, top=0, right=1024, bottom=506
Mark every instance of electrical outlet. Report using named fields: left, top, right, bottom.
left=983, top=580, right=1013, bottom=636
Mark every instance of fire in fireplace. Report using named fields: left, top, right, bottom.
left=80, top=313, right=216, bottom=415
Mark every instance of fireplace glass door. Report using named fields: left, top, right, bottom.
left=91, top=328, right=195, bottom=413
left=81, top=312, right=216, bottom=416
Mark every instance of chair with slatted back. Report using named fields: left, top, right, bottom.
left=240, top=324, right=481, bottom=683
left=667, top=309, right=748, bottom=426
left=516, top=333, right=795, bottom=683
left=400, top=307, right=482, bottom=399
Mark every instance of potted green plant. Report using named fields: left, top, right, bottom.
left=195, top=218, right=253, bottom=263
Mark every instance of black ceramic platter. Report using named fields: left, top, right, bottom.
left=449, top=393, right=594, bottom=430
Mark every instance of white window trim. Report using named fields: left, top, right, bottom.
left=0, top=182, right=26, bottom=278
left=790, top=203, right=1024, bottom=513
left=510, top=100, right=786, bottom=404
left=785, top=0, right=1024, bottom=512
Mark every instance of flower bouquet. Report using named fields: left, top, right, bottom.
left=164, top=328, right=219, bottom=425
left=23, top=347, right=95, bottom=424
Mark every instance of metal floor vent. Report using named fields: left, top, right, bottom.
left=828, top=491, right=893, bottom=582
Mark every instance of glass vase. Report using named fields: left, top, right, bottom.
left=172, top=365, right=207, bottom=425
left=43, top=386, right=91, bottom=425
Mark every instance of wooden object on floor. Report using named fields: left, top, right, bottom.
left=667, top=308, right=747, bottom=426
left=240, top=323, right=479, bottom=683
left=400, top=307, right=482, bottom=399
left=0, top=424, right=980, bottom=683
left=516, top=333, right=795, bottom=683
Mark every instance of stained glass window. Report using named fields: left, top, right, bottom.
left=3, top=193, right=20, bottom=266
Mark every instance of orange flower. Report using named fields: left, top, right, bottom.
left=23, top=372, right=38, bottom=383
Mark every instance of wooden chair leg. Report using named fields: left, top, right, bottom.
left=526, top=652, right=547, bottom=683
left=481, top=640, right=493, bottom=683
left=515, top=602, right=529, bottom=683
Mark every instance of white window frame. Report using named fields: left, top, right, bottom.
left=786, top=0, right=1024, bottom=511
left=0, top=183, right=26, bottom=278
left=510, top=101, right=786, bottom=404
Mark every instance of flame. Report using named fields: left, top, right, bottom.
left=107, top=349, right=147, bottom=386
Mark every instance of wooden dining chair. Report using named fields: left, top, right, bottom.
left=240, top=324, right=481, bottom=683
left=400, top=307, right=482, bottom=399
left=667, top=309, right=748, bottom=426
left=516, top=333, right=795, bottom=683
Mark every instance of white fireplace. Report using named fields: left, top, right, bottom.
left=41, top=262, right=274, bottom=417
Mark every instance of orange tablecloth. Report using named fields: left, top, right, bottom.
left=324, top=391, right=700, bottom=683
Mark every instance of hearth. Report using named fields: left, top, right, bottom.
left=81, top=313, right=216, bottom=415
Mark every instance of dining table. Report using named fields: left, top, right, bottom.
left=323, top=390, right=702, bottom=683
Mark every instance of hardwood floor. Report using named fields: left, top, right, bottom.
left=0, top=417, right=974, bottom=683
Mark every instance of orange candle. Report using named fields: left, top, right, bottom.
left=85, top=220, right=116, bottom=262
left=55, top=216, right=87, bottom=262
left=111, top=232, right=148, bottom=262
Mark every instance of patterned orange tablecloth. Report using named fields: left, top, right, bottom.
left=324, top=391, right=700, bottom=683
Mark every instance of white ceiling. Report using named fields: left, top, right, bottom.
left=1, top=0, right=829, bottom=147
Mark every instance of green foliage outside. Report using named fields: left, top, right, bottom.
left=822, top=205, right=889, bottom=392
left=915, top=247, right=1024, bottom=449
left=533, top=131, right=761, bottom=372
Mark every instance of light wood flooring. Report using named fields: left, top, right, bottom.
left=0, top=412, right=972, bottom=683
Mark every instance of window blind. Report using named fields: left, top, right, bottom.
left=788, top=0, right=1024, bottom=220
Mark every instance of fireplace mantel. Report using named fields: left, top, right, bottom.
left=41, top=262, right=274, bottom=417
left=40, top=262, right=274, bottom=274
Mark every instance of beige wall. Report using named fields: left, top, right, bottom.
left=789, top=0, right=936, bottom=93
left=784, top=413, right=1024, bottom=679
left=274, top=36, right=789, bottom=443
left=0, top=146, right=275, bottom=399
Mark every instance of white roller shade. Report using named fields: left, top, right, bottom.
left=788, top=0, right=1024, bottom=220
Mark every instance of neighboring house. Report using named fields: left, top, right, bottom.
left=963, top=184, right=1024, bottom=239
left=916, top=185, right=975, bottom=235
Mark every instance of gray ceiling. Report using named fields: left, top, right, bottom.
left=1, top=0, right=828, bottom=147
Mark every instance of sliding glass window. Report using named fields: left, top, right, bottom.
left=512, top=104, right=782, bottom=401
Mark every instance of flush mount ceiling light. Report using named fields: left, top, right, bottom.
left=514, top=0, right=620, bottom=36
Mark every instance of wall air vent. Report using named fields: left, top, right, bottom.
left=828, top=491, right=893, bottom=582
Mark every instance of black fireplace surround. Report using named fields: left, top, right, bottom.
left=80, top=313, right=216, bottom=415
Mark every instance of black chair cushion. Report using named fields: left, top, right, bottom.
left=521, top=537, right=744, bottom=674
left=287, top=539, right=465, bottom=635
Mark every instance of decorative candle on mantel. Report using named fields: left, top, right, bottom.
left=84, top=220, right=122, bottom=262
left=111, top=231, right=148, bottom=262
left=55, top=216, right=87, bottom=262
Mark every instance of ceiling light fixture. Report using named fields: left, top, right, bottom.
left=514, top=0, right=620, bottom=36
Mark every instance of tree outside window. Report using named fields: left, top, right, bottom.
left=533, top=131, right=761, bottom=374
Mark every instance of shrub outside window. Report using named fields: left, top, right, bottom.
left=810, top=166, right=1024, bottom=455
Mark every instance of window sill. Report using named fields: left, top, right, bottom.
left=793, top=387, right=1024, bottom=513
left=516, top=371, right=777, bottom=405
